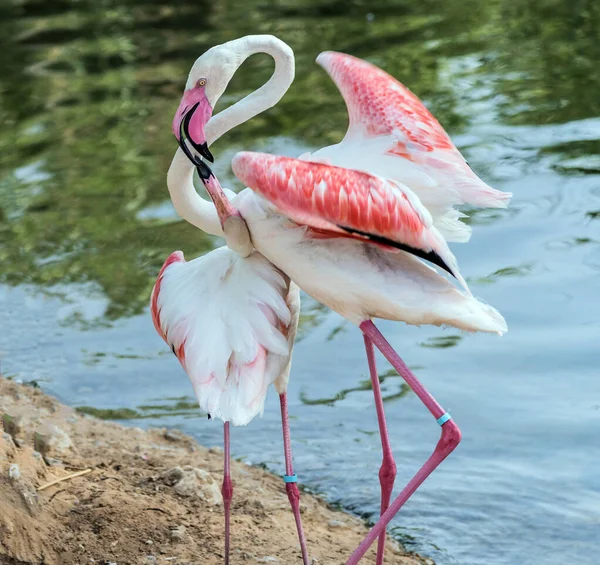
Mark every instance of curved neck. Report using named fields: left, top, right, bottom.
left=167, top=148, right=223, bottom=237
left=167, top=35, right=294, bottom=236
left=205, top=35, right=295, bottom=145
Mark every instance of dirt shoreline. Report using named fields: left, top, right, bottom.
left=0, top=378, right=428, bottom=565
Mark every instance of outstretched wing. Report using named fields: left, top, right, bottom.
left=231, top=151, right=469, bottom=292
left=151, top=248, right=296, bottom=426
left=311, top=51, right=511, bottom=242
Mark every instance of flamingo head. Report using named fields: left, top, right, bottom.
left=173, top=40, right=248, bottom=169
left=172, top=81, right=214, bottom=166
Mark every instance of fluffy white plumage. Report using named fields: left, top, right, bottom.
left=151, top=248, right=299, bottom=426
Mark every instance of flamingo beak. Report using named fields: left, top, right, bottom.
left=173, top=86, right=214, bottom=164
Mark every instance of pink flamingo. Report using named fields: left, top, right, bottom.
left=152, top=36, right=311, bottom=565
left=159, top=35, right=511, bottom=565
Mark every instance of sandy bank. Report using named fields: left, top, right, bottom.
left=0, top=378, right=428, bottom=565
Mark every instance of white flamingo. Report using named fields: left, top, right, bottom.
left=157, top=35, right=511, bottom=565
left=152, top=36, right=309, bottom=565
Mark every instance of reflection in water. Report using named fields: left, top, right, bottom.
left=2, top=1, right=600, bottom=565
left=77, top=396, right=202, bottom=420
left=419, top=335, right=462, bottom=349
left=300, top=368, right=411, bottom=407
left=471, top=263, right=534, bottom=285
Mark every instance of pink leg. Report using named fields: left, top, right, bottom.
left=222, top=422, right=233, bottom=565
left=280, top=393, right=310, bottom=565
left=346, top=321, right=462, bottom=565
left=364, top=335, right=397, bottom=565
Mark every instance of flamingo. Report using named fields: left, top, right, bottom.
left=151, top=36, right=310, bottom=565
left=163, top=35, right=511, bottom=565
left=151, top=247, right=302, bottom=564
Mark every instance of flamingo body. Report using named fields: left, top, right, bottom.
left=151, top=247, right=298, bottom=426
left=232, top=187, right=506, bottom=332
left=219, top=51, right=512, bottom=335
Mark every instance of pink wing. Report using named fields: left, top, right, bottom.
left=232, top=151, right=467, bottom=290
left=313, top=51, right=511, bottom=242
left=318, top=51, right=455, bottom=153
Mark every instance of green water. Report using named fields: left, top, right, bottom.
left=2, top=1, right=600, bottom=564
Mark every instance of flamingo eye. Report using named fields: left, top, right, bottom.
left=197, top=78, right=207, bottom=87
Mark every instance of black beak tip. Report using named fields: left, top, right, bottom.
left=190, top=140, right=214, bottom=163
left=204, top=144, right=215, bottom=163
left=196, top=159, right=213, bottom=180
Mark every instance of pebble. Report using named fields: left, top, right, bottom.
left=169, top=525, right=187, bottom=542
left=2, top=432, right=15, bottom=446
left=163, top=430, right=183, bottom=442
left=1, top=433, right=16, bottom=463
left=161, top=466, right=222, bottom=505
left=34, top=425, right=73, bottom=458
left=8, top=463, right=20, bottom=480
left=2, top=413, right=23, bottom=440
left=327, top=519, right=346, bottom=528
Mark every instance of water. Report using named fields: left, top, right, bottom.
left=1, top=1, right=599, bottom=564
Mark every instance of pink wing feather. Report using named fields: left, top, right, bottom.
left=232, top=151, right=468, bottom=290
left=313, top=51, right=511, bottom=242
left=317, top=51, right=456, bottom=153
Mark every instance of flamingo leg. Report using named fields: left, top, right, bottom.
left=345, top=320, right=462, bottom=565
left=279, top=393, right=310, bottom=565
left=222, top=421, right=233, bottom=565
left=363, top=335, right=397, bottom=565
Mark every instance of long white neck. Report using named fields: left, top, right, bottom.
left=167, top=148, right=223, bottom=236
left=167, top=35, right=295, bottom=236
left=205, top=35, right=295, bottom=145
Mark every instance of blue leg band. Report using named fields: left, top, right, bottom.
left=437, top=412, right=452, bottom=426
left=283, top=474, right=298, bottom=483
